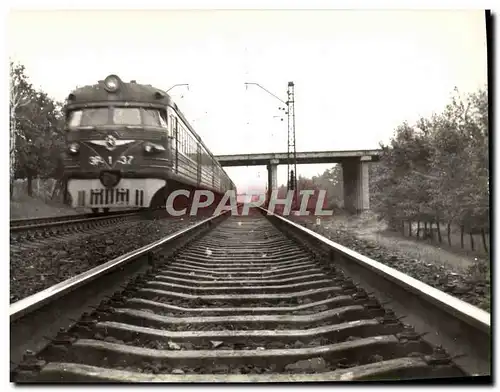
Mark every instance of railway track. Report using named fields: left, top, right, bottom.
left=10, top=209, right=144, bottom=230
left=10, top=208, right=491, bottom=382
left=10, top=209, right=150, bottom=243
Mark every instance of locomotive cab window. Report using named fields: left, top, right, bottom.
left=142, top=109, right=167, bottom=127
left=68, top=107, right=171, bottom=128
left=158, top=111, right=168, bottom=128
left=67, top=110, right=83, bottom=128
left=67, top=108, right=108, bottom=127
left=113, top=108, right=141, bottom=125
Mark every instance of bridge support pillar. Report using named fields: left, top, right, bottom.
left=342, top=158, right=370, bottom=213
left=267, top=159, right=279, bottom=203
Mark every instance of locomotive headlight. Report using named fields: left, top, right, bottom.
left=104, top=75, right=120, bottom=92
left=68, top=142, right=79, bottom=154
left=144, top=142, right=166, bottom=153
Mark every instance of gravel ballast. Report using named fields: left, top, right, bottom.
left=10, top=217, right=202, bottom=303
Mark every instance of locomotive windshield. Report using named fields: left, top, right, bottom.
left=67, top=107, right=167, bottom=128
left=68, top=108, right=108, bottom=127
left=113, top=108, right=141, bottom=125
left=142, top=109, right=163, bottom=127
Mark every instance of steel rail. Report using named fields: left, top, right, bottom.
left=10, top=209, right=232, bottom=374
left=270, top=212, right=490, bottom=330
left=10, top=209, right=144, bottom=231
left=261, top=208, right=491, bottom=376
left=10, top=208, right=490, bottom=380
left=10, top=210, right=229, bottom=322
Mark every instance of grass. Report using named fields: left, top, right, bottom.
left=402, top=221, right=489, bottom=258
left=10, top=179, right=84, bottom=219
left=294, top=211, right=491, bottom=312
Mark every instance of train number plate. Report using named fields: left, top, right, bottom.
left=89, top=155, right=134, bottom=166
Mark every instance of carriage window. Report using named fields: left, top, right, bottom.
left=143, top=109, right=161, bottom=127
left=113, top=108, right=141, bottom=125
left=170, top=115, right=177, bottom=137
left=180, top=127, right=186, bottom=153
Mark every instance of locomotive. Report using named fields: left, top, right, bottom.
left=62, top=74, right=236, bottom=214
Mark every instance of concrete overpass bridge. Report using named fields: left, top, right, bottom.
left=215, top=149, right=382, bottom=213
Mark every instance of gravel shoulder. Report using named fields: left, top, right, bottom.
left=286, top=212, right=490, bottom=311
left=10, top=217, right=202, bottom=303
left=10, top=197, right=85, bottom=220
left=303, top=212, right=481, bottom=273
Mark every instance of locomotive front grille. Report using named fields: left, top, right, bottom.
left=85, top=188, right=145, bottom=207
left=89, top=188, right=131, bottom=206
left=135, top=189, right=144, bottom=207
left=68, top=178, right=165, bottom=209
left=77, top=191, right=85, bottom=207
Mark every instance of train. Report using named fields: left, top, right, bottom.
left=62, top=74, right=236, bottom=214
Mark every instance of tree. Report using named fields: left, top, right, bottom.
left=310, top=165, right=344, bottom=209
left=369, top=86, right=489, bottom=249
left=276, top=165, right=344, bottom=213
left=9, top=62, right=34, bottom=198
left=10, top=61, right=65, bottom=197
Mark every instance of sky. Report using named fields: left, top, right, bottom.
left=8, top=9, right=488, bottom=193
